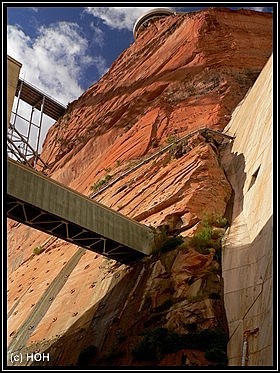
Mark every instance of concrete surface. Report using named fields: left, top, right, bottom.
left=7, top=55, right=22, bottom=127
left=221, top=55, right=273, bottom=366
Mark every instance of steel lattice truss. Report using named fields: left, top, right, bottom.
left=7, top=195, right=144, bottom=264
left=7, top=79, right=66, bottom=171
left=7, top=125, right=48, bottom=169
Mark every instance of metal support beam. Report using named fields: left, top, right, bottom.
left=7, top=158, right=157, bottom=263
left=8, top=78, right=66, bottom=171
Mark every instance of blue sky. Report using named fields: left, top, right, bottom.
left=6, top=4, right=273, bottom=106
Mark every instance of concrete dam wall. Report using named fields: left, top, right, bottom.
left=221, top=55, right=273, bottom=366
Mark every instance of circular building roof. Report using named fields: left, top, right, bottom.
left=133, top=8, right=174, bottom=40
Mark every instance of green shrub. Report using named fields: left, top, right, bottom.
left=153, top=299, right=173, bottom=313
left=78, top=345, right=97, bottom=366
left=189, top=219, right=223, bottom=255
left=197, top=328, right=227, bottom=350
left=205, top=347, right=228, bottom=365
left=209, top=292, right=221, bottom=299
left=132, top=327, right=227, bottom=363
left=132, top=328, right=180, bottom=361
left=211, top=229, right=224, bottom=240
left=210, top=266, right=219, bottom=274
left=33, top=245, right=44, bottom=255
left=166, top=135, right=177, bottom=144
left=189, top=227, right=212, bottom=251
left=90, top=174, right=112, bottom=191
left=160, top=236, right=184, bottom=253
left=214, top=247, right=222, bottom=261
left=213, top=216, right=228, bottom=228
left=201, top=212, right=228, bottom=228
left=181, top=328, right=227, bottom=351
left=210, top=239, right=222, bottom=251
left=132, top=328, right=165, bottom=361
left=201, top=212, right=212, bottom=227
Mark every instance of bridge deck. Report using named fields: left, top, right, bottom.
left=15, top=79, right=66, bottom=120
left=7, top=158, right=156, bottom=263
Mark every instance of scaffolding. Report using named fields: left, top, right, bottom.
left=7, top=79, right=66, bottom=170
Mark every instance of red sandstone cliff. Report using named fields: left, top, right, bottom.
left=7, top=7, right=272, bottom=367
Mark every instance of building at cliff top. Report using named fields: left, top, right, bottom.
left=133, top=8, right=174, bottom=40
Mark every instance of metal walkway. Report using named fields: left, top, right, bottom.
left=8, top=79, right=67, bottom=170
left=15, top=79, right=66, bottom=120
left=7, top=158, right=156, bottom=263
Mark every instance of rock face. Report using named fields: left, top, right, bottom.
left=7, top=7, right=272, bottom=367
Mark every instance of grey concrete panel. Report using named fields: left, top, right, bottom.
left=7, top=158, right=156, bottom=258
left=221, top=55, right=273, bottom=366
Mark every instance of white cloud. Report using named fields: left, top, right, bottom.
left=7, top=22, right=107, bottom=104
left=7, top=21, right=108, bottom=155
left=89, top=22, right=105, bottom=47
left=250, top=7, right=266, bottom=12
left=241, top=6, right=268, bottom=12
left=85, top=7, right=174, bottom=30
left=91, top=55, right=108, bottom=76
